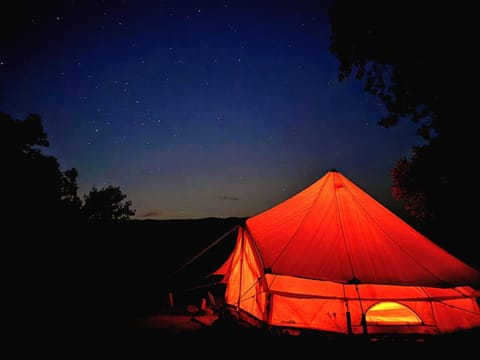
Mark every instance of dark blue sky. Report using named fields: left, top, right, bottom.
left=1, top=0, right=423, bottom=220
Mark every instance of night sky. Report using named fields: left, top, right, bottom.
left=1, top=0, right=423, bottom=220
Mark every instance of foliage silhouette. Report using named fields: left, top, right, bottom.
left=60, top=167, right=83, bottom=218
left=1, top=112, right=78, bottom=222
left=1, top=111, right=134, bottom=223
left=82, top=185, right=135, bottom=221
left=327, top=1, right=475, bottom=265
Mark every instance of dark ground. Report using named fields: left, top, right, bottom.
left=125, top=315, right=480, bottom=357
left=5, top=217, right=243, bottom=356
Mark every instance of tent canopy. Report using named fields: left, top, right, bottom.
left=238, top=169, right=480, bottom=287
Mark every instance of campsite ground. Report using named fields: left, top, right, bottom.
left=125, top=313, right=480, bottom=357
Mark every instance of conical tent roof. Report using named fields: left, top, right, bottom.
left=243, top=170, right=480, bottom=287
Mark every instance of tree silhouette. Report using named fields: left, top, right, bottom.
left=1, top=111, right=136, bottom=224
left=60, top=167, right=82, bottom=218
left=327, top=1, right=474, bottom=257
left=328, top=1, right=470, bottom=138
left=82, top=185, right=135, bottom=221
left=1, top=112, right=77, bottom=222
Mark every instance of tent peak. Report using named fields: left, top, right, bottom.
left=328, top=168, right=338, bottom=173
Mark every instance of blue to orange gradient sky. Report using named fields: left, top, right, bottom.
left=1, top=1, right=423, bottom=219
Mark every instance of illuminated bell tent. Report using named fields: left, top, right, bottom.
left=213, top=170, right=480, bottom=335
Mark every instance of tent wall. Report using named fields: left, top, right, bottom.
left=223, top=262, right=480, bottom=335
left=269, top=295, right=349, bottom=334
left=429, top=298, right=480, bottom=333
left=264, top=275, right=480, bottom=334
left=223, top=227, right=267, bottom=322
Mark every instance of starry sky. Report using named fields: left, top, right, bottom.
left=1, top=0, right=423, bottom=220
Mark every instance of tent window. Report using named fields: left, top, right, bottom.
left=366, top=301, right=422, bottom=325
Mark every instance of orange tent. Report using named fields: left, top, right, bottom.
left=214, top=170, right=480, bottom=335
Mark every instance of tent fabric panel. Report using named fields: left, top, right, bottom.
left=269, top=294, right=348, bottom=334
left=267, top=295, right=441, bottom=335
left=266, top=275, right=434, bottom=300
left=267, top=292, right=480, bottom=335
left=222, top=230, right=243, bottom=305
left=265, top=275, right=479, bottom=302
left=430, top=298, right=480, bottom=333
left=352, top=284, right=480, bottom=301
left=244, top=171, right=480, bottom=286
left=223, top=227, right=267, bottom=321
left=422, top=285, right=480, bottom=298
left=265, top=274, right=345, bottom=298
left=361, top=298, right=480, bottom=334
left=334, top=180, right=438, bottom=285
left=247, top=173, right=354, bottom=281
left=337, top=175, right=480, bottom=286
left=246, top=177, right=331, bottom=272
